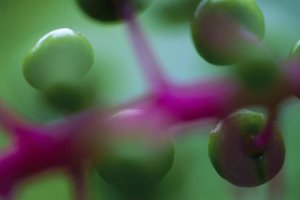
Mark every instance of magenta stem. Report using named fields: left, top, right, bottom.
left=122, top=1, right=169, bottom=95
left=155, top=79, right=240, bottom=122
left=2, top=192, right=14, bottom=200
left=253, top=108, right=277, bottom=149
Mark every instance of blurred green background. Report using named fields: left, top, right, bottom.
left=1, top=0, right=300, bottom=199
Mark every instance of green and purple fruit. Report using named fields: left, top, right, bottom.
left=209, top=110, right=285, bottom=187
left=192, top=0, right=265, bottom=65
left=96, top=109, right=174, bottom=193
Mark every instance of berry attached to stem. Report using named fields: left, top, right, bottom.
left=96, top=109, right=174, bottom=193
left=192, top=0, right=265, bottom=65
left=208, top=110, right=285, bottom=187
left=42, top=80, right=96, bottom=113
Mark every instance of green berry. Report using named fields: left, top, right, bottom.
left=42, top=80, right=96, bottom=113
left=75, top=0, right=151, bottom=22
left=23, top=28, right=94, bottom=90
left=191, top=0, right=265, bottom=65
left=208, top=110, right=285, bottom=187
left=234, top=53, right=281, bottom=94
left=96, top=109, right=174, bottom=193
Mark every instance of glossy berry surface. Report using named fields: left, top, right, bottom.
left=290, top=39, right=300, bottom=57
left=96, top=109, right=174, bottom=193
left=23, top=28, right=94, bottom=90
left=208, top=110, right=285, bottom=187
left=191, top=0, right=265, bottom=65
left=76, top=0, right=151, bottom=22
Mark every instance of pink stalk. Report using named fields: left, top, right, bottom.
left=2, top=192, right=14, bottom=200
left=154, top=79, right=240, bottom=122
left=252, top=108, right=278, bottom=150
left=121, top=0, right=169, bottom=95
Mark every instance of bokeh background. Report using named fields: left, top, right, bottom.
left=1, top=0, right=300, bottom=199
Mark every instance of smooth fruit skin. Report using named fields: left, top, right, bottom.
left=233, top=52, right=283, bottom=105
left=76, top=0, right=151, bottom=22
left=192, top=0, right=265, bottom=65
left=290, top=39, right=300, bottom=57
left=96, top=109, right=174, bottom=193
left=208, top=110, right=285, bottom=187
left=23, top=28, right=94, bottom=90
left=234, top=55, right=280, bottom=92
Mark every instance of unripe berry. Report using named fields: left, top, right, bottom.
left=42, top=81, right=96, bottom=113
left=96, top=109, right=174, bottom=193
left=23, top=28, right=94, bottom=90
left=75, top=0, right=151, bottom=22
left=233, top=53, right=282, bottom=105
left=192, top=0, right=265, bottom=65
left=208, top=110, right=285, bottom=187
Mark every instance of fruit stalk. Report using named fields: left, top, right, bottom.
left=121, top=0, right=169, bottom=95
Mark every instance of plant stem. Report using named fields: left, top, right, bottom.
left=1, top=192, right=14, bottom=200
left=253, top=108, right=278, bottom=150
left=121, top=0, right=169, bottom=95
left=155, top=79, right=240, bottom=122
left=70, top=167, right=88, bottom=200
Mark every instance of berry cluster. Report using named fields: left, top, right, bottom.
left=0, top=0, right=300, bottom=199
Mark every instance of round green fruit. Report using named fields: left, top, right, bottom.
left=75, top=0, right=151, bottom=22
left=234, top=53, right=281, bottom=92
left=23, top=28, right=94, bottom=90
left=209, top=110, right=285, bottom=187
left=42, top=81, right=96, bottom=113
left=96, top=109, right=174, bottom=193
left=192, top=0, right=265, bottom=65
